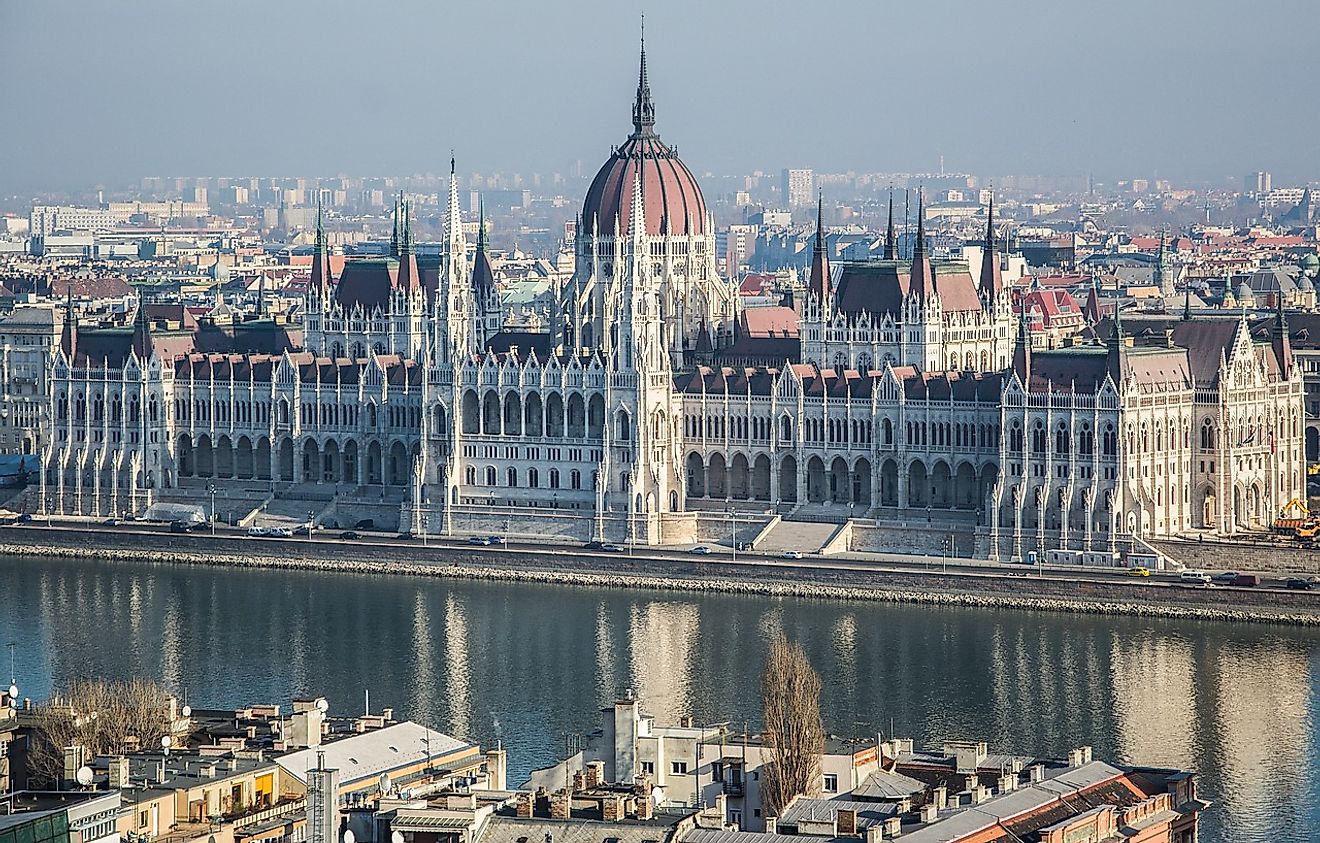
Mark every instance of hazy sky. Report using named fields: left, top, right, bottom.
left=2, top=0, right=1317, bottom=192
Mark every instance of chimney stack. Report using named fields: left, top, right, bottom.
left=550, top=789, right=572, bottom=820
left=108, top=756, right=130, bottom=789
left=882, top=816, right=902, bottom=838
left=1028, top=764, right=1045, bottom=783
left=919, top=804, right=938, bottom=824
left=836, top=808, right=858, bottom=836
left=515, top=792, right=534, bottom=818
left=585, top=760, right=604, bottom=789
left=998, top=774, right=1017, bottom=794
left=931, top=785, right=947, bottom=809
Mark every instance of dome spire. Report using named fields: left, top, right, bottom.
left=632, top=14, right=656, bottom=136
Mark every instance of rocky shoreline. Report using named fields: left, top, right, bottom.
left=5, top=532, right=1320, bottom=628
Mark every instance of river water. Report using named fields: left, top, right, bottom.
left=1, top=555, right=1316, bottom=842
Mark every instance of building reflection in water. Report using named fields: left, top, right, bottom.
left=4, top=557, right=1320, bottom=843
left=627, top=601, right=699, bottom=723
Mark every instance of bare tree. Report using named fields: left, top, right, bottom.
left=760, top=635, right=825, bottom=816
left=27, top=678, right=174, bottom=786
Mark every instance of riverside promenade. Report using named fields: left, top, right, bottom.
left=4, top=521, right=1320, bottom=626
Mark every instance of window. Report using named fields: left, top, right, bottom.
left=823, top=774, right=838, bottom=793
left=640, top=761, right=654, bottom=775
left=671, top=761, right=688, bottom=775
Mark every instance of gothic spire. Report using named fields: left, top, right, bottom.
left=132, top=292, right=153, bottom=361
left=60, top=285, right=77, bottom=361
left=979, top=192, right=1002, bottom=298
left=910, top=190, right=934, bottom=299
left=631, top=16, right=656, bottom=137
left=809, top=192, right=830, bottom=302
left=1012, top=306, right=1031, bottom=384
left=1274, top=294, right=1294, bottom=376
left=471, top=193, right=496, bottom=301
left=884, top=188, right=896, bottom=260
left=390, top=194, right=401, bottom=258
left=1182, top=285, right=1192, bottom=321
left=312, top=196, right=332, bottom=293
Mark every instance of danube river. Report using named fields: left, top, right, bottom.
left=2, top=555, right=1317, bottom=842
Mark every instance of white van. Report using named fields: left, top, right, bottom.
left=1180, top=570, right=1212, bottom=584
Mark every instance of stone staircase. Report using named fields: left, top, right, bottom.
left=754, top=519, right=841, bottom=554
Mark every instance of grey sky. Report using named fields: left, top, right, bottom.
left=1, top=0, right=1316, bottom=192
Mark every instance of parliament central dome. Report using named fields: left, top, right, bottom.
left=580, top=41, right=708, bottom=238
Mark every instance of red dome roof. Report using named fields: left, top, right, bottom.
left=581, top=42, right=708, bottom=237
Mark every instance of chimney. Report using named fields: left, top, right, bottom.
left=382, top=708, right=394, bottom=721
left=895, top=798, right=911, bottom=815
left=534, top=787, right=550, bottom=817
left=919, top=804, right=938, bottom=824
left=601, top=794, right=624, bottom=822
left=836, top=808, right=858, bottom=836
left=550, top=789, right=572, bottom=820
left=485, top=748, right=508, bottom=791
left=572, top=771, right=586, bottom=790
left=971, top=784, right=991, bottom=805
left=679, top=715, right=694, bottom=728
left=634, top=792, right=654, bottom=821
left=1164, top=328, right=1175, bottom=348
left=1067, top=749, right=1083, bottom=768
left=108, top=756, right=130, bottom=789
left=864, top=827, right=883, bottom=843
left=882, top=816, right=902, bottom=838
left=931, top=785, right=947, bottom=809
left=1028, top=764, right=1046, bottom=783
left=516, top=792, right=534, bottom=818
left=764, top=818, right=777, bottom=835
left=997, top=774, right=1016, bottom=794
left=585, top=760, right=605, bottom=788
left=62, top=745, right=86, bottom=785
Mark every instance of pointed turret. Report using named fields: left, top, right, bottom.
left=1106, top=301, right=1125, bottom=383
left=979, top=193, right=1002, bottom=299
left=884, top=189, right=897, bottom=260
left=1182, top=285, right=1192, bottom=321
left=909, top=191, right=934, bottom=299
left=311, top=198, right=332, bottom=293
left=809, top=193, right=830, bottom=303
left=472, top=196, right=495, bottom=301
left=131, top=294, right=153, bottom=361
left=1273, top=296, right=1294, bottom=377
left=631, top=17, right=656, bottom=137
left=1012, top=307, right=1031, bottom=384
left=59, top=286, right=77, bottom=362
left=390, top=194, right=401, bottom=258
left=396, top=199, right=420, bottom=292
left=629, top=167, right=647, bottom=240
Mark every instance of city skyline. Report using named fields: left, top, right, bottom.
left=2, top=0, right=1318, bottom=193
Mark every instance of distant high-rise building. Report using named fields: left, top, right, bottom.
left=1246, top=171, right=1272, bottom=194
left=782, top=168, right=813, bottom=208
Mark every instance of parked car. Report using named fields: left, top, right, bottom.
left=1126, top=566, right=1152, bottom=577
left=468, top=536, right=492, bottom=546
left=396, top=530, right=416, bottom=540
left=293, top=525, right=313, bottom=537
left=1211, top=571, right=1241, bottom=585
left=782, top=550, right=804, bottom=560
left=1230, top=573, right=1261, bottom=587
left=583, top=540, right=604, bottom=550
left=737, top=542, right=754, bottom=552
left=600, top=543, right=624, bottom=553
left=690, top=545, right=712, bottom=555
left=101, top=517, right=120, bottom=527
left=169, top=520, right=196, bottom=534
left=1179, top=570, right=1212, bottom=584
left=1285, top=577, right=1315, bottom=590
left=16, top=513, right=33, bottom=523
left=338, top=530, right=361, bottom=540
left=487, top=535, right=506, bottom=545
left=354, top=518, right=375, bottom=530
left=247, top=526, right=267, bottom=537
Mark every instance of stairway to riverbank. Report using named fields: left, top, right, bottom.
left=755, top=519, right=840, bottom=554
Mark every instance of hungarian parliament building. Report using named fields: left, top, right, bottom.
left=37, top=44, right=1304, bottom=560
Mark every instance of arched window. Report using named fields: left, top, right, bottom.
left=485, top=466, right=497, bottom=486
left=1055, top=422, right=1070, bottom=455
left=507, top=467, right=518, bottom=487
left=549, top=468, right=560, bottom=489
left=1031, top=420, right=1046, bottom=453
left=1079, top=423, right=1093, bottom=455
left=1103, top=423, right=1117, bottom=456
left=780, top=415, right=794, bottom=441
left=465, top=465, right=476, bottom=485
left=1201, top=418, right=1215, bottom=450
left=528, top=468, right=539, bottom=488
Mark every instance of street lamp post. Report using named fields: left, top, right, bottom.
left=208, top=483, right=216, bottom=535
